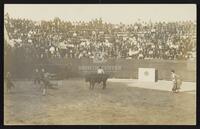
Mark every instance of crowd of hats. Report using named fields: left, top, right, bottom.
left=4, top=13, right=196, bottom=61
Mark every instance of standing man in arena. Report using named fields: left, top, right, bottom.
left=34, top=68, right=40, bottom=85
left=97, top=66, right=105, bottom=84
left=171, top=70, right=182, bottom=93
left=5, top=72, right=15, bottom=93
left=40, top=68, right=49, bottom=96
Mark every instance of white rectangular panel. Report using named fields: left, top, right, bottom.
left=138, top=68, right=156, bottom=82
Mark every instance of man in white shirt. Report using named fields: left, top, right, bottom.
left=97, top=66, right=105, bottom=74
left=97, top=66, right=105, bottom=84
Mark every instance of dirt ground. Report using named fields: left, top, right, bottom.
left=4, top=79, right=196, bottom=125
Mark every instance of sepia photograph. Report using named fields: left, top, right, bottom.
left=4, top=4, right=196, bottom=125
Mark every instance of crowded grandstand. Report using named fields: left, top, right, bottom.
left=4, top=13, right=196, bottom=62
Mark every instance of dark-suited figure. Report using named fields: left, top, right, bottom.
left=5, top=72, right=15, bottom=93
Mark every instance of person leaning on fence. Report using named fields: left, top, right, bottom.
left=171, top=70, right=182, bottom=93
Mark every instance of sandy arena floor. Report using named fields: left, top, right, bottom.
left=4, top=79, right=196, bottom=125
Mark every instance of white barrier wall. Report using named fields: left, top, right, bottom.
left=138, top=68, right=156, bottom=82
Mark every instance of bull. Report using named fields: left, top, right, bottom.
left=85, top=73, right=109, bottom=90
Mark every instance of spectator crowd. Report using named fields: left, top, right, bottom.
left=4, top=13, right=196, bottom=62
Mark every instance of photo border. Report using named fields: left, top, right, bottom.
left=1, top=0, right=199, bottom=129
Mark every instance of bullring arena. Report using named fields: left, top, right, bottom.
left=4, top=78, right=196, bottom=125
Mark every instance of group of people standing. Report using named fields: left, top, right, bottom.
left=5, top=68, right=54, bottom=95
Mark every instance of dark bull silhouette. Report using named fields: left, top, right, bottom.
left=85, top=73, right=109, bottom=90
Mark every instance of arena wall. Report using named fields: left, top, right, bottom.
left=52, top=58, right=196, bottom=82
left=7, top=58, right=196, bottom=82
